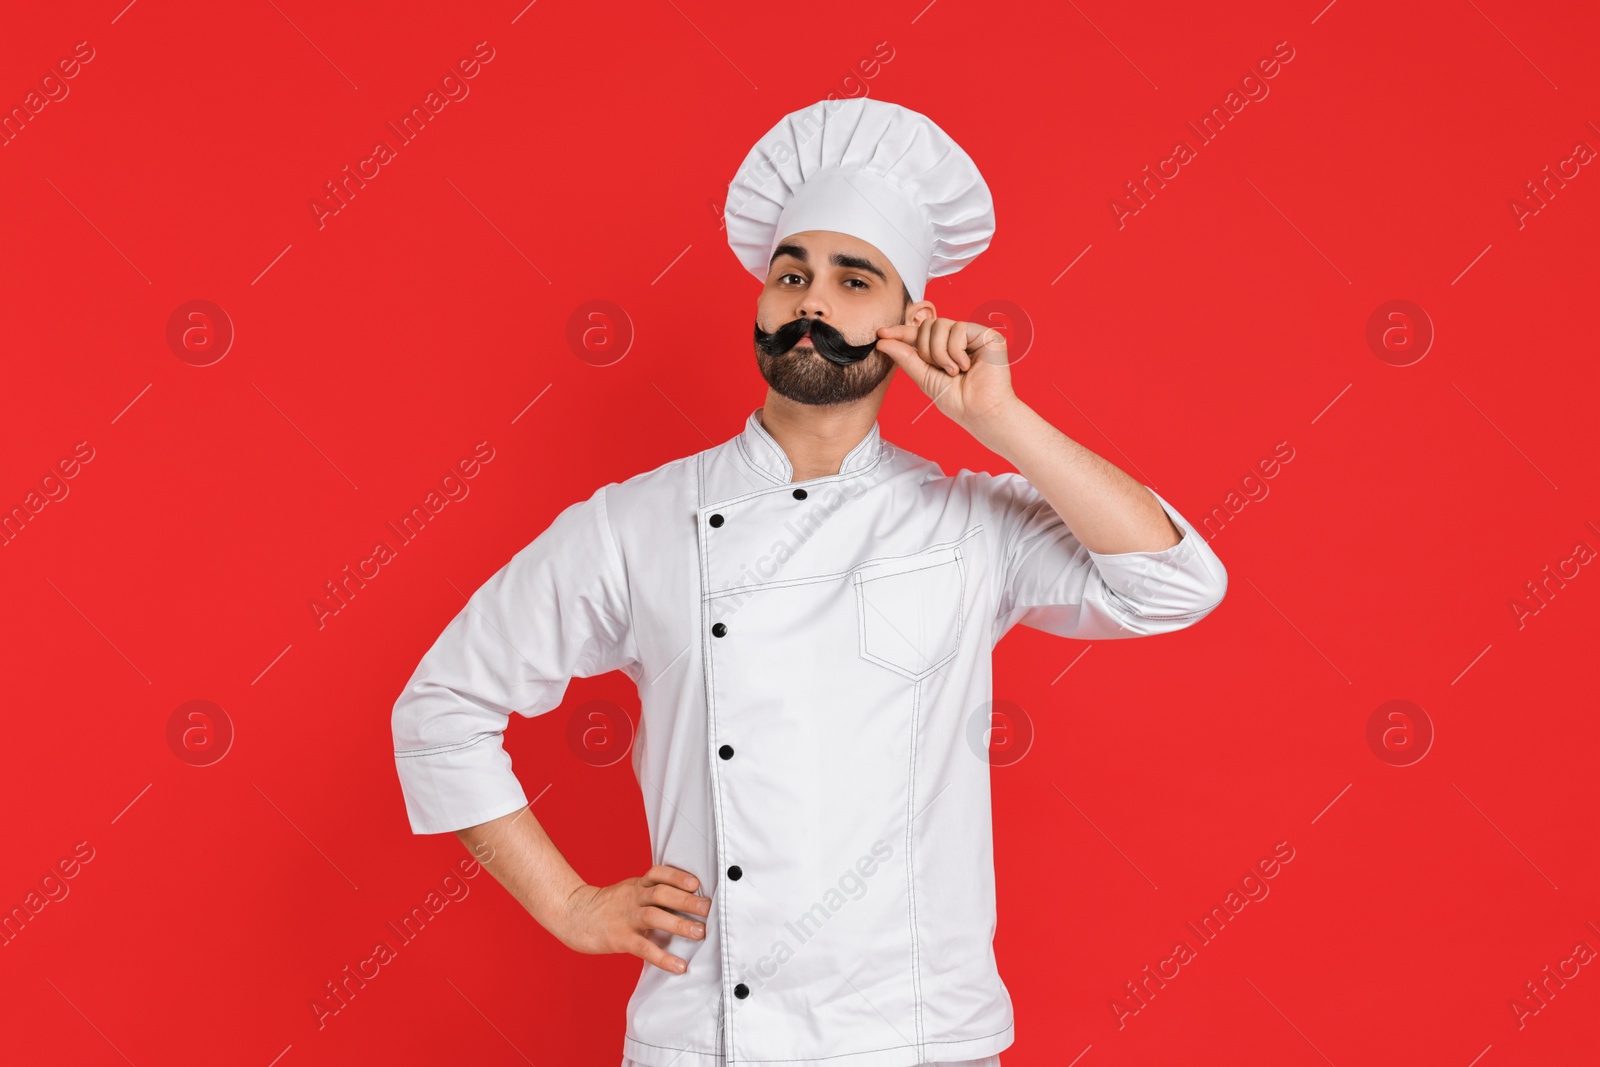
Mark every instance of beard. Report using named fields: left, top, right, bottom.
left=753, top=317, right=895, bottom=407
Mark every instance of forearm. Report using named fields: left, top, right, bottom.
left=967, top=396, right=1182, bottom=555
left=455, top=805, right=585, bottom=935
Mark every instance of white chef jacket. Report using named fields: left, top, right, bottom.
left=392, top=406, right=1227, bottom=1067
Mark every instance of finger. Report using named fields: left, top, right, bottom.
left=942, top=319, right=966, bottom=375
left=975, top=325, right=1008, bottom=365
left=945, top=322, right=966, bottom=373
left=875, top=336, right=922, bottom=366
left=917, top=315, right=936, bottom=366
left=876, top=323, right=916, bottom=343
left=642, top=865, right=700, bottom=894
left=631, top=934, right=689, bottom=974
left=953, top=323, right=974, bottom=371
left=929, top=318, right=956, bottom=375
left=639, top=903, right=707, bottom=941
left=644, top=881, right=710, bottom=916
left=877, top=337, right=932, bottom=392
left=940, top=323, right=963, bottom=375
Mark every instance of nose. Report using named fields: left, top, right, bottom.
left=795, top=289, right=830, bottom=320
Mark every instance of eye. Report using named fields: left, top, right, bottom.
left=844, top=278, right=870, bottom=291
left=778, top=272, right=804, bottom=285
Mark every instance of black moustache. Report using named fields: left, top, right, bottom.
left=754, top=318, right=880, bottom=365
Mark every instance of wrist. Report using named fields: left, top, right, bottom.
left=545, top=879, right=593, bottom=938
left=964, top=394, right=1029, bottom=453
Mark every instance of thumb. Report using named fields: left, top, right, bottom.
left=876, top=335, right=937, bottom=395
left=875, top=333, right=919, bottom=365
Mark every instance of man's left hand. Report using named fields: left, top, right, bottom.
left=875, top=318, right=1016, bottom=429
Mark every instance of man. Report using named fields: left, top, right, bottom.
left=391, top=97, right=1227, bottom=1067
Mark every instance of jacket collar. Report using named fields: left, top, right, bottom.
left=735, top=406, right=884, bottom=485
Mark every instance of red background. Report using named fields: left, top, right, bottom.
left=3, top=1, right=1597, bottom=1064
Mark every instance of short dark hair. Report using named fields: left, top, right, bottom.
left=900, top=281, right=912, bottom=306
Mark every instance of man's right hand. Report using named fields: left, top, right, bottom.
left=555, top=864, right=709, bottom=973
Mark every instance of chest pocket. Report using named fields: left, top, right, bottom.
left=852, top=544, right=966, bottom=681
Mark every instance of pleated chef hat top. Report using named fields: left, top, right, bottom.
left=723, top=97, right=995, bottom=303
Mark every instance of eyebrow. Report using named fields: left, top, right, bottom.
left=769, top=243, right=888, bottom=284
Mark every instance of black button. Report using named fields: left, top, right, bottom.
left=711, top=622, right=727, bottom=637
left=792, top=488, right=807, bottom=500
left=709, top=513, right=724, bottom=527
left=734, top=983, right=750, bottom=999
left=728, top=865, right=742, bottom=880
left=718, top=744, right=734, bottom=760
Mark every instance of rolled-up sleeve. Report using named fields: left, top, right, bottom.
left=391, top=483, right=638, bottom=835
left=973, top=471, right=1228, bottom=643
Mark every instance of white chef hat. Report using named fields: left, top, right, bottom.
left=723, top=97, right=995, bottom=303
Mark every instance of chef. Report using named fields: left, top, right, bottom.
left=391, top=97, right=1228, bottom=1067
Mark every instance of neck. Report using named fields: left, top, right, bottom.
left=758, top=392, right=882, bottom=482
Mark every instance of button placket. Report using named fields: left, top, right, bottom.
left=703, top=498, right=748, bottom=1011
left=702, top=483, right=817, bottom=1015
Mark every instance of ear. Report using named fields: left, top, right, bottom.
left=904, top=299, right=937, bottom=328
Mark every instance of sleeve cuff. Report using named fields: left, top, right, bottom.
left=394, top=736, right=530, bottom=835
left=1083, top=486, right=1228, bottom=621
